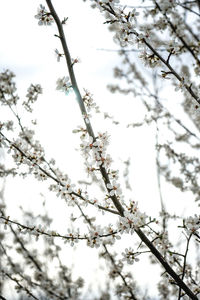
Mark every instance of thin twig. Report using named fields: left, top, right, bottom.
left=0, top=214, right=120, bottom=241
left=0, top=131, right=119, bottom=216
left=178, top=234, right=192, bottom=299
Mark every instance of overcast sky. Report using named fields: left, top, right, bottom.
left=1, top=2, right=198, bottom=298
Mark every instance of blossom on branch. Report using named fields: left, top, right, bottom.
left=107, top=180, right=122, bottom=196
left=35, top=4, right=54, bottom=26
left=55, top=49, right=64, bottom=62
left=122, top=247, right=140, bottom=265
left=56, top=76, right=72, bottom=94
left=23, top=84, right=42, bottom=112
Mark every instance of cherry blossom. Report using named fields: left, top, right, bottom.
left=122, top=247, right=140, bottom=265
left=35, top=4, right=54, bottom=26
left=56, top=76, right=72, bottom=94
left=107, top=180, right=122, bottom=196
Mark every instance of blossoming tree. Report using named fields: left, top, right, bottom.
left=1, top=0, right=200, bottom=299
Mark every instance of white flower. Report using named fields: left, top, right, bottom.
left=185, top=215, right=200, bottom=233
left=56, top=179, right=75, bottom=199
left=81, top=136, right=99, bottom=156
left=56, top=76, right=72, bottom=94
left=129, top=9, right=139, bottom=22
left=83, top=113, right=91, bottom=124
left=72, top=57, right=81, bottom=65
left=65, top=179, right=76, bottom=193
left=35, top=4, right=54, bottom=26
left=122, top=247, right=140, bottom=265
left=107, top=180, right=122, bottom=196
left=55, top=49, right=63, bottom=62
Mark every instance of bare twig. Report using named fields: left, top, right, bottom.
left=178, top=234, right=192, bottom=299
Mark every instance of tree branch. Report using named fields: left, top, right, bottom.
left=45, top=1, right=199, bottom=299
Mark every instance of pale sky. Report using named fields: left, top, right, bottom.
left=1, top=1, right=198, bottom=298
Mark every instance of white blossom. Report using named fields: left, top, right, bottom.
left=56, top=76, right=72, bottom=94
left=185, top=215, right=200, bottom=234
left=55, top=49, right=63, bottom=62
left=122, top=247, right=140, bottom=265
left=35, top=4, right=54, bottom=26
left=107, top=180, right=122, bottom=196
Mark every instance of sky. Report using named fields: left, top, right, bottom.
left=1, top=1, right=199, bottom=298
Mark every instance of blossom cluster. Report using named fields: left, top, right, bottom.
left=23, top=84, right=42, bottom=112
left=35, top=4, right=54, bottom=26
left=160, top=144, right=200, bottom=201
left=49, top=177, right=77, bottom=206
left=0, top=128, right=52, bottom=185
left=82, top=89, right=100, bottom=113
left=0, top=69, right=18, bottom=106
left=80, top=132, right=112, bottom=171
left=91, top=0, right=200, bottom=107
left=86, top=224, right=120, bottom=248
left=92, top=2, right=140, bottom=46
left=0, top=213, right=123, bottom=250
left=152, top=231, right=172, bottom=256
left=121, top=247, right=140, bottom=265
left=184, top=215, right=200, bottom=235
left=118, top=201, right=147, bottom=233
left=79, top=131, right=125, bottom=201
